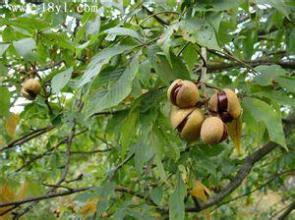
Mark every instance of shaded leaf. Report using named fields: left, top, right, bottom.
left=170, top=51, right=191, bottom=80
left=86, top=15, right=100, bottom=36
left=253, top=90, right=295, bottom=106
left=157, top=23, right=179, bottom=57
left=51, top=67, right=73, bottom=93
left=0, top=87, right=10, bottom=117
left=105, top=27, right=142, bottom=40
left=85, top=55, right=139, bottom=116
left=150, top=186, right=163, bottom=206
left=169, top=171, right=186, bottom=220
left=153, top=54, right=175, bottom=84
left=5, top=113, right=20, bottom=138
left=13, top=38, right=36, bottom=58
left=276, top=76, right=295, bottom=93
left=242, top=97, right=286, bottom=149
left=0, top=62, right=8, bottom=75
left=180, top=18, right=220, bottom=50
left=256, top=0, right=290, bottom=18
left=77, top=45, right=136, bottom=87
left=120, top=110, right=139, bottom=157
left=253, top=65, right=287, bottom=86
left=194, top=0, right=240, bottom=11
left=0, top=44, right=10, bottom=56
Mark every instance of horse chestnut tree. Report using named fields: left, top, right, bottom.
left=0, top=1, right=294, bottom=220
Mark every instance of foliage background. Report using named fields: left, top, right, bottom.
left=0, top=0, right=294, bottom=219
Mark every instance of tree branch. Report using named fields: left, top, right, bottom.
left=207, top=59, right=295, bottom=72
left=278, top=201, right=295, bottom=220
left=0, top=125, right=54, bottom=153
left=185, top=114, right=295, bottom=212
left=212, top=169, right=295, bottom=211
left=0, top=187, right=91, bottom=209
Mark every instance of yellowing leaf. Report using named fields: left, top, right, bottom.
left=226, top=116, right=242, bottom=155
left=80, top=199, right=98, bottom=217
left=0, top=136, right=4, bottom=146
left=16, top=181, right=29, bottom=200
left=0, top=181, right=31, bottom=219
left=191, top=180, right=211, bottom=202
left=0, top=184, right=15, bottom=202
left=5, top=114, right=20, bottom=138
left=191, top=181, right=211, bottom=220
left=0, top=183, right=16, bottom=220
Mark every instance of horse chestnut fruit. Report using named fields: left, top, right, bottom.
left=167, top=79, right=199, bottom=108
left=170, top=106, right=204, bottom=142
left=21, top=78, right=41, bottom=100
left=208, top=89, right=241, bottom=122
left=200, top=117, right=227, bottom=145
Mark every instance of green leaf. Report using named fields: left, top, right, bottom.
left=256, top=0, right=290, bottom=18
left=86, top=15, right=100, bottom=36
left=150, top=186, right=163, bottom=206
left=105, top=27, right=142, bottom=40
left=0, top=87, right=10, bottom=117
left=242, top=97, right=286, bottom=149
left=13, top=38, right=36, bottom=58
left=276, top=76, right=295, bottom=93
left=169, top=171, right=186, bottom=220
left=85, top=56, right=139, bottom=116
left=0, top=62, right=8, bottom=75
left=157, top=24, right=179, bottom=57
left=134, top=140, right=154, bottom=173
left=170, top=51, right=191, bottom=80
left=77, top=45, right=136, bottom=87
left=286, top=28, right=295, bottom=54
left=253, top=90, right=295, bottom=106
left=194, top=0, right=240, bottom=11
left=51, top=67, right=73, bottom=93
left=121, top=110, right=139, bottom=157
left=182, top=44, right=198, bottom=71
left=180, top=18, right=220, bottom=50
left=207, top=12, right=224, bottom=33
left=153, top=54, right=175, bottom=84
left=253, top=65, right=287, bottom=86
left=0, top=44, right=10, bottom=56
left=151, top=129, right=168, bottom=181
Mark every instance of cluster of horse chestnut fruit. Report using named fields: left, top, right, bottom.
left=167, top=79, right=241, bottom=144
left=21, top=78, right=41, bottom=100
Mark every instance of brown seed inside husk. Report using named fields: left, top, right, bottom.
left=170, top=83, right=182, bottom=105
left=217, top=91, right=228, bottom=113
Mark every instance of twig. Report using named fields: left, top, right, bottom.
left=37, top=60, right=64, bottom=72
left=55, top=124, right=76, bottom=186
left=14, top=140, right=65, bottom=173
left=70, top=148, right=112, bottom=155
left=14, top=129, right=87, bottom=172
left=177, top=42, right=190, bottom=57
left=42, top=183, right=73, bottom=191
left=108, top=153, right=135, bottom=180
left=0, top=126, right=54, bottom=153
left=0, top=187, right=91, bottom=208
left=91, top=108, right=129, bottom=117
left=206, top=59, right=295, bottom=73
left=141, top=5, right=170, bottom=26
left=0, top=206, right=18, bottom=217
